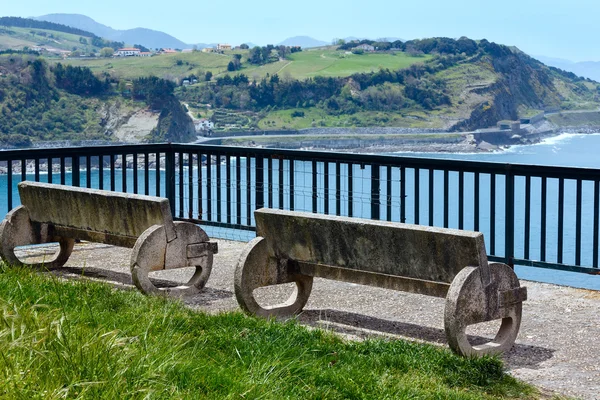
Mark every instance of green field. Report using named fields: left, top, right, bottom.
left=258, top=107, right=446, bottom=130
left=0, top=26, right=93, bottom=53
left=59, top=51, right=232, bottom=80
left=58, top=47, right=431, bottom=81
left=276, top=48, right=432, bottom=78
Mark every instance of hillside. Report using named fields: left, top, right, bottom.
left=34, top=13, right=190, bottom=50
left=1, top=35, right=599, bottom=145
left=0, top=54, right=195, bottom=148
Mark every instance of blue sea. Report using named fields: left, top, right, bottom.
left=1, top=132, right=600, bottom=291
left=391, top=132, right=600, bottom=290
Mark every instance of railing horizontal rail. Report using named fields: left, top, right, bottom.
left=2, top=143, right=600, bottom=276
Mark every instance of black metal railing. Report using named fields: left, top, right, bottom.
left=1, top=143, right=600, bottom=275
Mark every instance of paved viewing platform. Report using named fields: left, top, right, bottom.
left=15, top=240, right=600, bottom=399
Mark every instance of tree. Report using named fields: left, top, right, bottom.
left=227, top=61, right=235, bottom=72
left=205, top=71, right=213, bottom=81
left=240, top=43, right=249, bottom=49
left=134, top=44, right=150, bottom=52
left=100, top=47, right=114, bottom=57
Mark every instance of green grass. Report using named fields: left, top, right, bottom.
left=58, top=48, right=430, bottom=82
left=258, top=107, right=446, bottom=130
left=54, top=52, right=232, bottom=81
left=0, top=26, right=92, bottom=53
left=0, top=264, right=536, bottom=399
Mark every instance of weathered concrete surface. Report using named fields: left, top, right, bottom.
left=255, top=209, right=489, bottom=283
left=18, top=181, right=175, bottom=246
left=244, top=209, right=525, bottom=356
left=1, top=182, right=218, bottom=295
left=13, top=240, right=599, bottom=399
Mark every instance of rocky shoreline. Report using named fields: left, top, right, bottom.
left=2, top=124, right=600, bottom=175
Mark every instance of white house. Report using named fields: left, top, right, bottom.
left=217, top=43, right=232, bottom=50
left=114, top=47, right=141, bottom=57
left=194, top=119, right=214, bottom=133
left=354, top=44, right=375, bottom=52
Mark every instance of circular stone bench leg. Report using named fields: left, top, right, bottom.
left=0, top=205, right=74, bottom=269
left=131, top=222, right=213, bottom=296
left=234, top=236, right=313, bottom=318
left=444, top=263, right=523, bottom=357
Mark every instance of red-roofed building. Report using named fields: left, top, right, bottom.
left=115, top=47, right=141, bottom=57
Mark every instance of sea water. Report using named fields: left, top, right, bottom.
left=391, top=132, right=600, bottom=290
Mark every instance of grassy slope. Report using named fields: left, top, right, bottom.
left=0, top=26, right=93, bottom=53
left=0, top=264, right=535, bottom=399
left=58, top=47, right=431, bottom=81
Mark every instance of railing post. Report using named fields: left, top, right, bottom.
left=504, top=166, right=514, bottom=268
left=72, top=156, right=80, bottom=187
left=165, top=145, right=176, bottom=216
left=256, top=156, right=264, bottom=209
left=371, top=164, right=380, bottom=220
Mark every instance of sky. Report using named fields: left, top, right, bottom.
left=2, top=0, right=598, bottom=62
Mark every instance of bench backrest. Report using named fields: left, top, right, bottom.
left=18, top=182, right=175, bottom=246
left=255, top=208, right=488, bottom=284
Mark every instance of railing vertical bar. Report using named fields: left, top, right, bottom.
left=246, top=156, right=251, bottom=225
left=443, top=170, right=449, bottom=228
left=414, top=168, right=420, bottom=225
left=576, top=179, right=582, bottom=266
left=86, top=156, right=92, bottom=188
left=60, top=156, right=65, bottom=185
left=21, top=159, right=26, bottom=182
left=110, top=155, right=115, bottom=192
left=428, top=169, right=434, bottom=226
left=34, top=158, right=40, bottom=182
left=165, top=150, right=175, bottom=216
left=197, top=152, right=203, bottom=220
left=189, top=153, right=195, bottom=219
left=348, top=163, right=353, bottom=217
left=206, top=153, right=212, bottom=221
left=312, top=160, right=318, bottom=213
left=215, top=153, right=223, bottom=222
left=400, top=165, right=406, bottom=223
left=458, top=171, right=464, bottom=230
left=386, top=165, right=392, bottom=221
left=48, top=158, right=53, bottom=184
left=505, top=169, right=514, bottom=266
left=594, top=179, right=599, bottom=269
left=557, top=178, right=564, bottom=264
left=256, top=156, right=264, bottom=209
left=524, top=176, right=531, bottom=260
left=98, top=156, right=103, bottom=190
left=178, top=152, right=184, bottom=218
left=7, top=161, right=12, bottom=211
left=278, top=158, right=284, bottom=210
left=144, top=153, right=149, bottom=195
left=72, top=156, right=80, bottom=188
left=474, top=172, right=480, bottom=232
left=133, top=153, right=138, bottom=194
left=541, top=177, right=547, bottom=262
left=267, top=157, right=273, bottom=208
left=236, top=155, right=242, bottom=224
left=226, top=155, right=231, bottom=224
left=372, top=164, right=380, bottom=220
left=289, top=159, right=295, bottom=211
left=336, top=162, right=341, bottom=216
left=121, top=154, right=127, bottom=193
left=490, top=173, right=496, bottom=255
left=324, top=162, right=329, bottom=215
left=154, top=153, right=160, bottom=196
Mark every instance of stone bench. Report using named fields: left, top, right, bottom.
left=0, top=181, right=218, bottom=295
left=234, top=208, right=527, bottom=356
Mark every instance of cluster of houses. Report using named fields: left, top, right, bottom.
left=113, top=44, right=235, bottom=58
